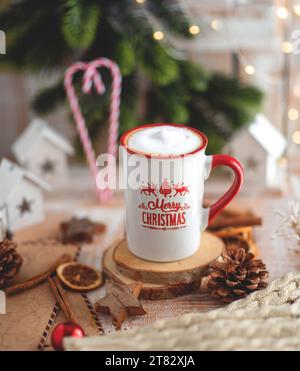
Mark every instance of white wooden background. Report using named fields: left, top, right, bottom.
left=0, top=73, right=72, bottom=159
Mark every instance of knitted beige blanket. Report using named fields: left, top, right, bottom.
left=65, top=272, right=300, bottom=351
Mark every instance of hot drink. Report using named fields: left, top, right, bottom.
left=126, top=125, right=203, bottom=156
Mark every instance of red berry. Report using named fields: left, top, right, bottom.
left=51, top=322, right=85, bottom=351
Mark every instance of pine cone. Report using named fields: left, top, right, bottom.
left=207, top=243, right=269, bottom=303
left=222, top=237, right=250, bottom=253
left=0, top=240, right=23, bottom=288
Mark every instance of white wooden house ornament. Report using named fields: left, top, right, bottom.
left=0, top=205, right=8, bottom=242
left=0, top=158, right=51, bottom=232
left=12, top=119, right=74, bottom=187
left=225, top=114, right=287, bottom=190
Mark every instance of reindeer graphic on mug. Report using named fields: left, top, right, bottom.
left=140, top=183, right=158, bottom=197
left=173, top=183, right=190, bottom=196
left=140, top=179, right=190, bottom=198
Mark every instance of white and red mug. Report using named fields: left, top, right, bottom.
left=121, top=123, right=244, bottom=262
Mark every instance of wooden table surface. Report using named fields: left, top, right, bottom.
left=15, top=167, right=300, bottom=334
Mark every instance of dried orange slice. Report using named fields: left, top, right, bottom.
left=56, top=262, right=103, bottom=292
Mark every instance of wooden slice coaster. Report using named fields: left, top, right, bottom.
left=103, top=242, right=199, bottom=300
left=113, top=232, right=224, bottom=285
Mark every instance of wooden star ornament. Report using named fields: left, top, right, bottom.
left=246, top=157, right=258, bottom=171
left=60, top=217, right=106, bottom=244
left=95, top=280, right=146, bottom=330
left=18, top=198, right=33, bottom=216
left=41, top=159, right=56, bottom=175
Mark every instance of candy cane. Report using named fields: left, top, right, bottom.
left=64, top=58, right=122, bottom=203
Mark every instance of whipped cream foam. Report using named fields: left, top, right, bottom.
left=126, top=125, right=203, bottom=155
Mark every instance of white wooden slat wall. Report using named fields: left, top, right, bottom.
left=0, top=72, right=27, bottom=158
left=0, top=72, right=73, bottom=159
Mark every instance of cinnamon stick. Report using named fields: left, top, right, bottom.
left=5, top=254, right=73, bottom=296
left=48, top=276, right=79, bottom=324
left=203, top=203, right=253, bottom=218
left=209, top=216, right=262, bottom=230
left=213, top=226, right=253, bottom=239
left=246, top=239, right=259, bottom=257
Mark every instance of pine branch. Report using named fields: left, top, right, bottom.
left=204, top=74, right=264, bottom=129
left=147, top=0, right=192, bottom=37
left=62, top=0, right=100, bottom=50
left=0, top=0, right=70, bottom=70
left=116, top=73, right=139, bottom=132
left=180, top=61, right=210, bottom=92
left=0, top=0, right=264, bottom=155
left=32, top=79, right=66, bottom=114
left=139, top=41, right=179, bottom=86
left=116, top=39, right=136, bottom=76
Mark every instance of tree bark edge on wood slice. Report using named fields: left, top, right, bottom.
left=113, top=232, right=224, bottom=285
left=102, top=242, right=200, bottom=300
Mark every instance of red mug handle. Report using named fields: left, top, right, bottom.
left=207, top=154, right=244, bottom=224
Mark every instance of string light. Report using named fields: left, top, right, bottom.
left=143, top=4, right=293, bottom=89
left=281, top=41, right=293, bottom=54
left=276, top=6, right=289, bottom=19
left=136, top=0, right=146, bottom=3
left=153, top=31, right=164, bottom=40
left=244, top=64, right=255, bottom=75
left=293, top=131, right=300, bottom=144
left=294, top=4, right=300, bottom=15
left=288, top=108, right=299, bottom=121
left=211, top=19, right=222, bottom=31
left=189, top=25, right=200, bottom=35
